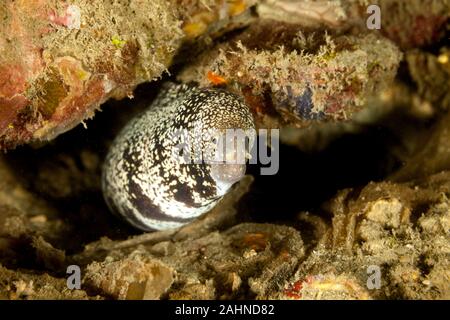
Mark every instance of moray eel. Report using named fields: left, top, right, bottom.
left=102, top=83, right=255, bottom=231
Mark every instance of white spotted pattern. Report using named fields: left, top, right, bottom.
left=102, top=83, right=255, bottom=231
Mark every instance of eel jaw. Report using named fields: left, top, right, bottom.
left=210, top=163, right=246, bottom=197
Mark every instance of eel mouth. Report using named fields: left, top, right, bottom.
left=211, top=162, right=246, bottom=184
left=210, top=162, right=247, bottom=196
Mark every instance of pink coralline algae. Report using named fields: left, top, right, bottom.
left=0, top=0, right=183, bottom=150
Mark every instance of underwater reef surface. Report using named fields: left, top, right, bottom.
left=0, top=0, right=449, bottom=300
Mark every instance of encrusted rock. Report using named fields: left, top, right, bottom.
left=84, top=253, right=175, bottom=300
